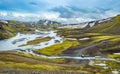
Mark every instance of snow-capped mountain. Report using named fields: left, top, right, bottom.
left=59, top=17, right=112, bottom=29
left=38, top=19, right=61, bottom=25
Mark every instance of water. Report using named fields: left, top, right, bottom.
left=0, top=31, right=63, bottom=51
left=0, top=30, right=118, bottom=61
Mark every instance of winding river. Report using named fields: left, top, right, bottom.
left=0, top=30, right=119, bottom=61
left=0, top=31, right=63, bottom=51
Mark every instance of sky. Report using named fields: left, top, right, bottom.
left=0, top=0, right=120, bottom=24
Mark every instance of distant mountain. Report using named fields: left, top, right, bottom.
left=86, top=15, right=120, bottom=34
left=59, top=17, right=112, bottom=29
left=31, top=19, right=62, bottom=29
left=38, top=19, right=61, bottom=25
left=59, top=15, right=120, bottom=35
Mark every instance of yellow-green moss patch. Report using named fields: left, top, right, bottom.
left=19, top=37, right=51, bottom=47
left=91, top=36, right=113, bottom=43
left=109, top=54, right=120, bottom=60
left=109, top=37, right=120, bottom=44
left=34, top=40, right=80, bottom=56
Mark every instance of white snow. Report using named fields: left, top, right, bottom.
left=112, top=70, right=119, bottom=74
left=95, top=63, right=106, bottom=66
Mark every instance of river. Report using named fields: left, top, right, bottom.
left=0, top=30, right=63, bottom=51
left=0, top=30, right=118, bottom=61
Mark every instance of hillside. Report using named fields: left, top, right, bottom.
left=0, top=20, right=29, bottom=39
left=0, top=16, right=120, bottom=74
left=86, top=15, right=120, bottom=35
left=57, top=15, right=120, bottom=56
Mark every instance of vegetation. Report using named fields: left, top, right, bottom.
left=91, top=36, right=113, bottom=43
left=0, top=51, right=113, bottom=74
left=92, top=59, right=120, bottom=73
left=34, top=40, right=80, bottom=56
left=19, top=37, right=51, bottom=47
left=109, top=37, right=120, bottom=44
left=86, top=15, right=120, bottom=35
left=1, top=15, right=120, bottom=74
left=0, top=20, right=30, bottom=39
left=0, top=61, right=60, bottom=71
left=109, top=54, right=120, bottom=61
left=0, top=51, right=68, bottom=64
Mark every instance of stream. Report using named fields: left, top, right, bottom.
left=0, top=30, right=119, bottom=62
left=0, top=30, right=120, bottom=74
left=0, top=30, right=63, bottom=51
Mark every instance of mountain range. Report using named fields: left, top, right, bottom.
left=0, top=15, right=120, bottom=40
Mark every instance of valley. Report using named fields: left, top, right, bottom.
left=0, top=15, right=120, bottom=74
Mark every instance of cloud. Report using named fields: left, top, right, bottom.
left=0, top=9, right=119, bottom=24
left=29, top=2, right=38, bottom=6
left=0, top=0, right=120, bottom=24
left=40, top=0, right=68, bottom=7
left=0, top=12, right=7, bottom=16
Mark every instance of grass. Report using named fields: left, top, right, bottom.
left=0, top=21, right=30, bottom=39
left=58, top=28, right=120, bottom=56
left=91, top=36, right=114, bottom=43
left=0, top=51, right=63, bottom=71
left=92, top=59, right=120, bottom=73
left=0, top=51, right=113, bottom=74
left=0, top=51, right=67, bottom=64
left=109, top=37, right=120, bottom=44
left=34, top=40, right=80, bottom=56
left=19, top=37, right=51, bottom=47
left=101, top=46, right=120, bottom=53
left=0, top=61, right=61, bottom=71
left=105, top=60, right=120, bottom=70
left=0, top=60, right=112, bottom=74
left=108, top=54, right=120, bottom=60
left=86, top=15, right=120, bottom=35
left=0, top=31, right=15, bottom=39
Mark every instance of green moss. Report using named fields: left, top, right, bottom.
left=3, top=25, right=19, bottom=33
left=92, top=59, right=120, bottom=73
left=84, top=33, right=103, bottom=36
left=0, top=51, right=113, bottom=73
left=101, top=45, right=120, bottom=53
left=0, top=51, right=67, bottom=64
left=0, top=20, right=31, bottom=40
left=19, top=37, right=51, bottom=47
left=34, top=40, right=80, bottom=56
left=105, top=60, right=120, bottom=70
left=109, top=37, right=120, bottom=44
left=86, top=15, right=120, bottom=35
left=109, top=54, right=120, bottom=60
left=91, top=36, right=113, bottom=43
left=0, top=61, right=60, bottom=71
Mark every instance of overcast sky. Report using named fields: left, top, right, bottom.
left=0, top=0, right=120, bottom=23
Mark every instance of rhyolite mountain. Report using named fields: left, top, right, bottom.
left=0, top=19, right=61, bottom=39
left=1, top=15, right=120, bottom=40
left=86, top=15, right=120, bottom=35
left=60, top=17, right=112, bottom=29
left=60, top=15, right=120, bottom=35
left=35, top=19, right=61, bottom=29
left=38, top=19, right=61, bottom=25
left=0, top=20, right=30, bottom=39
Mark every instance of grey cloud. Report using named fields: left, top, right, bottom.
left=29, top=2, right=38, bottom=6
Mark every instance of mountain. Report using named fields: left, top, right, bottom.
left=59, top=15, right=120, bottom=35
left=58, top=15, right=120, bottom=56
left=59, top=17, right=112, bottom=29
left=38, top=19, right=61, bottom=25
left=86, top=15, right=120, bottom=35
left=0, top=20, right=30, bottom=39
left=33, top=19, right=61, bottom=29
